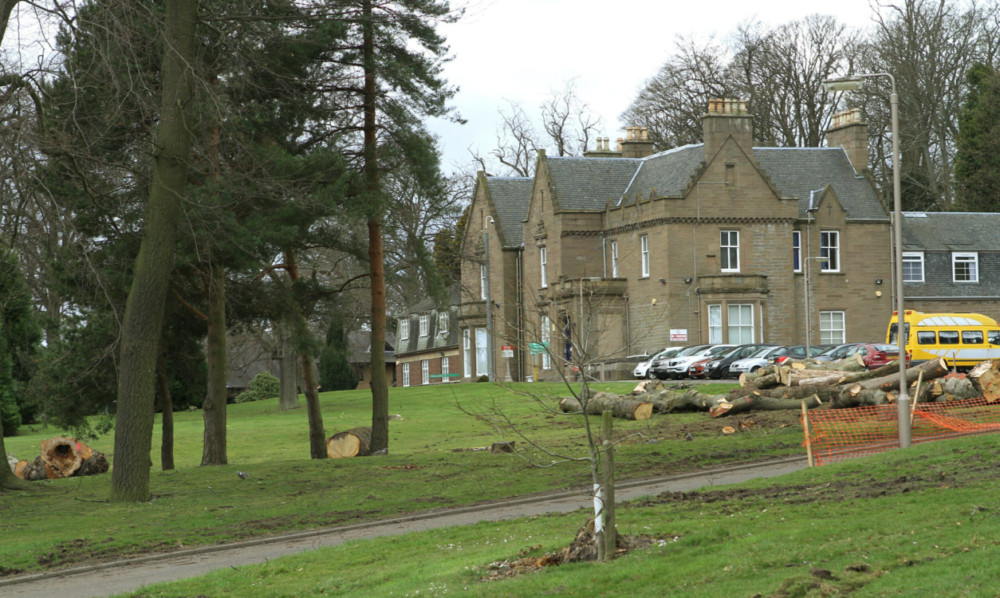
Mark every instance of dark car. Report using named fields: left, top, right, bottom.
left=695, top=344, right=777, bottom=379
left=812, top=343, right=863, bottom=362
left=772, top=344, right=829, bottom=365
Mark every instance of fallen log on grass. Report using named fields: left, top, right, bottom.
left=326, top=427, right=373, bottom=458
left=969, top=359, right=1000, bottom=400
left=647, top=388, right=728, bottom=413
left=851, top=358, right=949, bottom=394
left=710, top=394, right=823, bottom=418
left=558, top=396, right=653, bottom=420
left=13, top=437, right=108, bottom=480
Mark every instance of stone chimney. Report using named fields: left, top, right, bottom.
left=702, top=99, right=753, bottom=162
left=620, top=126, right=655, bottom=158
left=583, top=136, right=623, bottom=158
left=825, top=108, right=869, bottom=174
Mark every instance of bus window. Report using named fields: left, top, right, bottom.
left=916, top=331, right=936, bottom=345
left=962, top=330, right=984, bottom=344
left=939, top=330, right=960, bottom=344
left=990, top=330, right=1000, bottom=345
left=888, top=323, right=909, bottom=345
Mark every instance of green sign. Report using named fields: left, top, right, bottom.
left=429, top=373, right=460, bottom=378
left=529, top=342, right=548, bottom=355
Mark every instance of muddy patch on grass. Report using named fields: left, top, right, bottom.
left=35, top=537, right=166, bottom=569
left=479, top=518, right=679, bottom=582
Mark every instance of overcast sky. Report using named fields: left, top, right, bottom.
left=431, top=0, right=879, bottom=175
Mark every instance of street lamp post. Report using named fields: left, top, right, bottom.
left=824, top=73, right=909, bottom=448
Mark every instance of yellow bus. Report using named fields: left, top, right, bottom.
left=886, top=310, right=1000, bottom=370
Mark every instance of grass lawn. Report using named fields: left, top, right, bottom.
left=115, top=433, right=1000, bottom=597
left=0, top=380, right=806, bottom=584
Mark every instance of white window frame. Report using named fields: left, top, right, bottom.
left=540, top=246, right=548, bottom=289
left=708, top=304, right=722, bottom=344
left=402, top=362, right=410, bottom=387
left=399, top=318, right=409, bottom=342
left=902, top=251, right=924, bottom=283
left=419, top=315, right=429, bottom=337
left=952, top=252, right=979, bottom=283
left=438, top=311, right=448, bottom=335
left=421, top=359, right=429, bottom=385
left=462, top=329, right=471, bottom=378
left=820, top=230, right=840, bottom=273
left=480, top=265, right=487, bottom=300
left=720, top=230, right=740, bottom=272
left=819, top=311, right=846, bottom=344
left=728, top=303, right=754, bottom=344
left=792, top=231, right=801, bottom=273
left=475, top=328, right=488, bottom=377
left=541, top=315, right=552, bottom=370
left=610, top=240, right=619, bottom=278
left=640, top=235, right=650, bottom=278
left=441, top=357, right=450, bottom=382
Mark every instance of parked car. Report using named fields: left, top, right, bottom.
left=847, top=343, right=900, bottom=369
left=728, top=345, right=789, bottom=376
left=812, top=343, right=863, bottom=362
left=633, top=347, right=683, bottom=379
left=655, top=344, right=733, bottom=379
left=771, top=344, right=831, bottom=365
left=694, top=344, right=777, bottom=379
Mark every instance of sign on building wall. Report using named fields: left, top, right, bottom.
left=501, top=345, right=514, bottom=358
left=670, top=329, right=688, bottom=342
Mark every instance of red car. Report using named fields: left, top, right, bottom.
left=846, top=343, right=900, bottom=369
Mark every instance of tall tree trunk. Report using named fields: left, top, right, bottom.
left=363, top=0, right=389, bottom=454
left=110, top=0, right=197, bottom=503
left=157, top=347, right=174, bottom=471
left=278, top=325, right=300, bottom=411
left=284, top=248, right=325, bottom=458
left=299, top=352, right=326, bottom=458
left=201, top=264, right=228, bottom=465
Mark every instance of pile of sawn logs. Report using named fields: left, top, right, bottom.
left=558, top=355, right=1000, bottom=420
left=10, top=436, right=109, bottom=481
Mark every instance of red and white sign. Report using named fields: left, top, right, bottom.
left=669, top=329, right=688, bottom=342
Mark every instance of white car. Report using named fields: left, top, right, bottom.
left=728, top=345, right=788, bottom=376
left=633, top=347, right=682, bottom=378
left=654, top=344, right=733, bottom=379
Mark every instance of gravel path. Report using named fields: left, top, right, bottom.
left=0, top=457, right=807, bottom=598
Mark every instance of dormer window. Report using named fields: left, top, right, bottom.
left=419, top=315, right=429, bottom=337
left=399, top=319, right=409, bottom=341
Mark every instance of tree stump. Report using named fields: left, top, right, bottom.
left=969, top=359, right=1000, bottom=400
left=326, top=427, right=373, bottom=458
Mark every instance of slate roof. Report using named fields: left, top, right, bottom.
left=485, top=177, right=532, bottom=247
left=546, top=156, right=643, bottom=211
left=347, top=330, right=395, bottom=365
left=901, top=212, right=1000, bottom=251
left=755, top=147, right=888, bottom=221
left=543, top=145, right=886, bottom=221
left=620, top=144, right=705, bottom=202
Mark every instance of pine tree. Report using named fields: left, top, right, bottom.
left=955, top=63, right=1000, bottom=212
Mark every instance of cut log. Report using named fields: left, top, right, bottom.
left=489, top=441, right=515, bottom=454
left=969, top=359, right=1000, bottom=400
left=39, top=436, right=94, bottom=478
left=559, top=396, right=653, bottom=420
left=852, top=358, right=949, bottom=393
left=647, top=389, right=728, bottom=413
left=326, top=427, right=373, bottom=458
left=835, top=385, right=889, bottom=408
left=711, top=394, right=823, bottom=418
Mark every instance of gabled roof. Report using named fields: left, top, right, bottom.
left=546, top=156, right=643, bottom=211
left=755, top=148, right=888, bottom=221
left=620, top=145, right=705, bottom=202
left=485, top=177, right=532, bottom=247
left=901, top=212, right=1000, bottom=251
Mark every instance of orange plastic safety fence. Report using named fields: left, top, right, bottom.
left=801, top=396, right=1000, bottom=466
